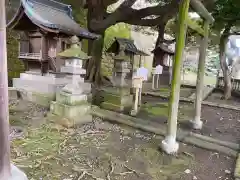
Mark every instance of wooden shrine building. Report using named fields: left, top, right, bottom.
left=107, top=38, right=148, bottom=78
left=152, top=43, right=175, bottom=85
left=7, top=0, right=98, bottom=75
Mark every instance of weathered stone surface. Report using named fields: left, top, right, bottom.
left=8, top=87, right=19, bottom=100
left=100, top=86, right=131, bottom=96
left=61, top=66, right=86, bottom=75
left=17, top=90, right=55, bottom=107
left=10, top=164, right=28, bottom=180
left=13, top=78, right=65, bottom=94
left=100, top=101, right=132, bottom=113
left=47, top=113, right=92, bottom=128
left=101, top=93, right=131, bottom=105
left=56, top=91, right=88, bottom=105
left=50, top=101, right=91, bottom=119
left=234, top=154, right=240, bottom=178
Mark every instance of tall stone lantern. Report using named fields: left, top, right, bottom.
left=49, top=36, right=92, bottom=127
left=100, top=44, right=133, bottom=112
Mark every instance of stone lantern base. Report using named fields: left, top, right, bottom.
left=99, top=86, right=133, bottom=113
left=49, top=82, right=92, bottom=128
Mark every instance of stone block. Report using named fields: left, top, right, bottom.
left=47, top=113, right=92, bottom=128
left=13, top=78, right=65, bottom=94
left=61, top=66, right=86, bottom=75
left=56, top=91, right=88, bottom=106
left=234, top=153, right=240, bottom=179
left=50, top=102, right=91, bottom=119
left=10, top=163, right=28, bottom=180
left=8, top=87, right=19, bottom=100
left=100, top=86, right=131, bottom=96
left=100, top=102, right=132, bottom=112
left=101, top=93, right=131, bottom=105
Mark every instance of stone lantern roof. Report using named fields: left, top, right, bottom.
left=58, top=36, right=91, bottom=60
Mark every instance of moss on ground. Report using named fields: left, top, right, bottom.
left=142, top=101, right=194, bottom=122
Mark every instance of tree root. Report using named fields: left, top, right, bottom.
left=78, top=170, right=104, bottom=180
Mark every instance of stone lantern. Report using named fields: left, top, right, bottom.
left=100, top=44, right=133, bottom=112
left=49, top=36, right=92, bottom=127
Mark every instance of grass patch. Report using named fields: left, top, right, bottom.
left=143, top=103, right=169, bottom=117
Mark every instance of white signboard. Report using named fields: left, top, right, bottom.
left=132, top=77, right=143, bottom=88
left=136, top=67, right=149, bottom=81
left=155, top=65, right=163, bottom=74
left=163, top=55, right=173, bottom=67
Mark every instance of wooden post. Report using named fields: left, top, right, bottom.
left=138, top=87, right=142, bottom=106
left=190, top=21, right=210, bottom=129
left=161, top=0, right=189, bottom=154
left=156, top=74, right=159, bottom=89
left=0, top=0, right=11, bottom=178
left=134, top=88, right=139, bottom=111
left=152, top=74, right=155, bottom=90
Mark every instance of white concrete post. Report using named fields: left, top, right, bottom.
left=190, top=21, right=210, bottom=129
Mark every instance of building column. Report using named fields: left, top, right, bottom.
left=161, top=0, right=190, bottom=154
left=190, top=21, right=210, bottom=129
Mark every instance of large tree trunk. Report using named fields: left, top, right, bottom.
left=152, top=23, right=167, bottom=67
left=86, top=34, right=105, bottom=86
left=86, top=0, right=106, bottom=86
left=219, top=34, right=231, bottom=99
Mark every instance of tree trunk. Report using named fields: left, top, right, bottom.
left=86, top=34, right=105, bottom=86
left=219, top=34, right=231, bottom=99
left=86, top=0, right=106, bottom=86
left=152, top=23, right=167, bottom=67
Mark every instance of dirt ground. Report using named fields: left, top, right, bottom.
left=206, top=90, right=240, bottom=107
left=140, top=95, right=240, bottom=144
left=9, top=99, right=235, bottom=180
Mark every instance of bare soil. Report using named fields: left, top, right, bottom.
left=141, top=95, right=240, bottom=144
left=206, top=90, right=240, bottom=107
left=9, top=99, right=236, bottom=180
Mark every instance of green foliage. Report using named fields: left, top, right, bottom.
left=212, top=0, right=240, bottom=31
left=103, top=23, right=131, bottom=52
left=7, top=30, right=24, bottom=85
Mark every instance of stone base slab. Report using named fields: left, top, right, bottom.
left=11, top=164, right=28, bottom=180
left=50, top=101, right=91, bottom=119
left=100, top=86, right=131, bottom=96
left=17, top=89, right=55, bottom=107
left=47, top=113, right=92, bottom=128
left=56, top=91, right=88, bottom=106
left=234, top=153, right=240, bottom=179
left=100, top=102, right=132, bottom=113
left=13, top=78, right=65, bottom=94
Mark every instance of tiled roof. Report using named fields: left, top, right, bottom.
left=7, top=0, right=98, bottom=40
left=108, top=38, right=149, bottom=56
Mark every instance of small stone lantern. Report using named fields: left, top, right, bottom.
left=99, top=44, right=133, bottom=112
left=49, top=36, right=92, bottom=127
left=112, top=44, right=130, bottom=87
left=58, top=35, right=90, bottom=94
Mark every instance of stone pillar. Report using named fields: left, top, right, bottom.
left=161, top=0, right=190, bottom=154
left=49, top=36, right=92, bottom=127
left=100, top=51, right=133, bottom=112
left=190, top=21, right=210, bottom=130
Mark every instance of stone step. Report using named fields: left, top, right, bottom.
left=19, top=73, right=70, bottom=84
left=56, top=91, right=88, bottom=106
left=13, top=78, right=65, bottom=94
left=50, top=101, right=91, bottom=118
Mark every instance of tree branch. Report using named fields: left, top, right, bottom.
left=90, top=1, right=179, bottom=31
